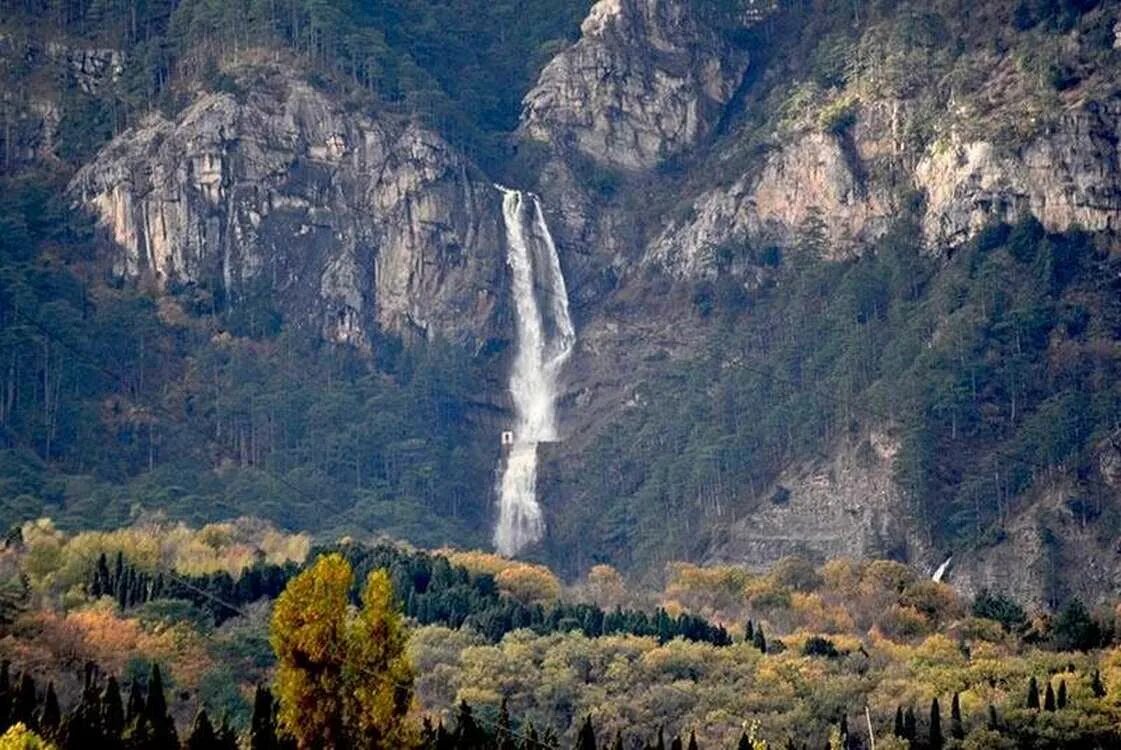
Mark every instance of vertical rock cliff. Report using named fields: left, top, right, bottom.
left=70, top=62, right=509, bottom=347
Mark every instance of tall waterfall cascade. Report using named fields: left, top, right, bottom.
left=493, top=186, right=576, bottom=557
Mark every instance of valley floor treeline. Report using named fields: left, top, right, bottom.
left=2, top=521, right=1121, bottom=748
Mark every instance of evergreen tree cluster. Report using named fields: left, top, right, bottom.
left=87, top=551, right=298, bottom=625
left=418, top=701, right=712, bottom=750
left=83, top=542, right=733, bottom=645
left=330, top=543, right=732, bottom=646
left=0, top=660, right=204, bottom=750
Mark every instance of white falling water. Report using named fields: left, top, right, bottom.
left=932, top=556, right=952, bottom=583
left=494, top=186, right=575, bottom=557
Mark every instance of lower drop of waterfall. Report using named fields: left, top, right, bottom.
left=493, top=186, right=575, bottom=557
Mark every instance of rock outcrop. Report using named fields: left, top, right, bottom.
left=70, top=62, right=508, bottom=346
left=916, top=101, right=1121, bottom=247
left=520, top=0, right=765, bottom=170
left=648, top=98, right=1121, bottom=277
left=648, top=131, right=895, bottom=276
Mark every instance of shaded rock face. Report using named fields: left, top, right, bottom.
left=70, top=65, right=508, bottom=346
left=521, top=0, right=758, bottom=170
left=704, top=432, right=924, bottom=571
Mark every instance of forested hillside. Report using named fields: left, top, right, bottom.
left=1, top=0, right=1121, bottom=609
left=1, top=520, right=1121, bottom=748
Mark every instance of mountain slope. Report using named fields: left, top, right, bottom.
left=2, top=0, right=1121, bottom=607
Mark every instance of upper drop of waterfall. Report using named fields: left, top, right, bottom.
left=493, top=187, right=575, bottom=557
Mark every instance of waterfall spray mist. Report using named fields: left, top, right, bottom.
left=494, top=187, right=575, bottom=557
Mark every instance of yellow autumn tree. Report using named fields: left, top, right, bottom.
left=0, top=723, right=55, bottom=750
left=270, top=554, right=416, bottom=749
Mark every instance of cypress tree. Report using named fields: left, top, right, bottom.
left=1057, top=679, right=1068, bottom=709
left=1091, top=670, right=1106, bottom=698
left=656, top=726, right=666, bottom=750
left=745, top=620, right=754, bottom=642
left=752, top=625, right=767, bottom=654
left=929, top=697, right=943, bottom=750
left=40, top=681, right=61, bottom=735
left=103, top=676, right=125, bottom=739
left=186, top=710, right=217, bottom=750
left=216, top=718, right=239, bottom=750
left=250, top=685, right=277, bottom=750
left=611, top=731, right=625, bottom=750
left=14, top=672, right=37, bottom=729
left=737, top=732, right=751, bottom=750
left=903, top=707, right=916, bottom=741
left=1027, top=676, right=1040, bottom=709
left=453, top=700, right=482, bottom=749
left=670, top=736, right=683, bottom=750
left=61, top=685, right=106, bottom=750
left=987, top=704, right=999, bottom=730
left=1043, top=682, right=1056, bottom=712
left=126, top=681, right=145, bottom=722
left=950, top=692, right=964, bottom=740
left=893, top=706, right=904, bottom=738
left=577, top=715, right=597, bottom=750
left=687, top=729, right=699, bottom=750
left=144, top=664, right=177, bottom=748
left=0, top=660, right=11, bottom=727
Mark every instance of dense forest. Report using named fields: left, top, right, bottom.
left=3, top=521, right=1121, bottom=748
left=553, top=208, right=1121, bottom=577
left=0, top=0, right=591, bottom=169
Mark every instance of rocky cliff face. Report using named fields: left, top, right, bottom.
left=520, top=0, right=764, bottom=170
left=70, top=62, right=508, bottom=346
left=648, top=97, right=1121, bottom=277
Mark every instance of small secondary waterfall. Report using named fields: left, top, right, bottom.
left=494, top=186, right=575, bottom=557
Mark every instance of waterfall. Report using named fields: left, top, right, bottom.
left=494, top=186, right=575, bottom=557
left=932, top=556, right=952, bottom=583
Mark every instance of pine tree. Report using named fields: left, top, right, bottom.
left=1091, top=670, right=1106, bottom=698
left=1027, top=676, right=1040, bottom=709
left=577, top=715, right=596, bottom=750
left=1043, top=682, right=1056, bottom=712
left=453, top=700, right=483, bottom=749
left=14, top=672, right=37, bottom=729
left=250, top=685, right=277, bottom=750
left=950, top=692, right=964, bottom=740
left=216, top=718, right=239, bottom=750
left=126, top=680, right=145, bottom=723
left=102, top=676, right=125, bottom=738
left=40, top=682, right=61, bottom=736
left=496, top=697, right=515, bottom=750
left=0, top=660, right=11, bottom=728
left=752, top=625, right=767, bottom=654
left=143, top=664, right=178, bottom=749
left=687, top=729, right=699, bottom=750
left=186, top=710, right=217, bottom=750
left=1058, top=679, right=1068, bottom=709
left=893, top=706, right=904, bottom=738
left=929, top=697, right=942, bottom=750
